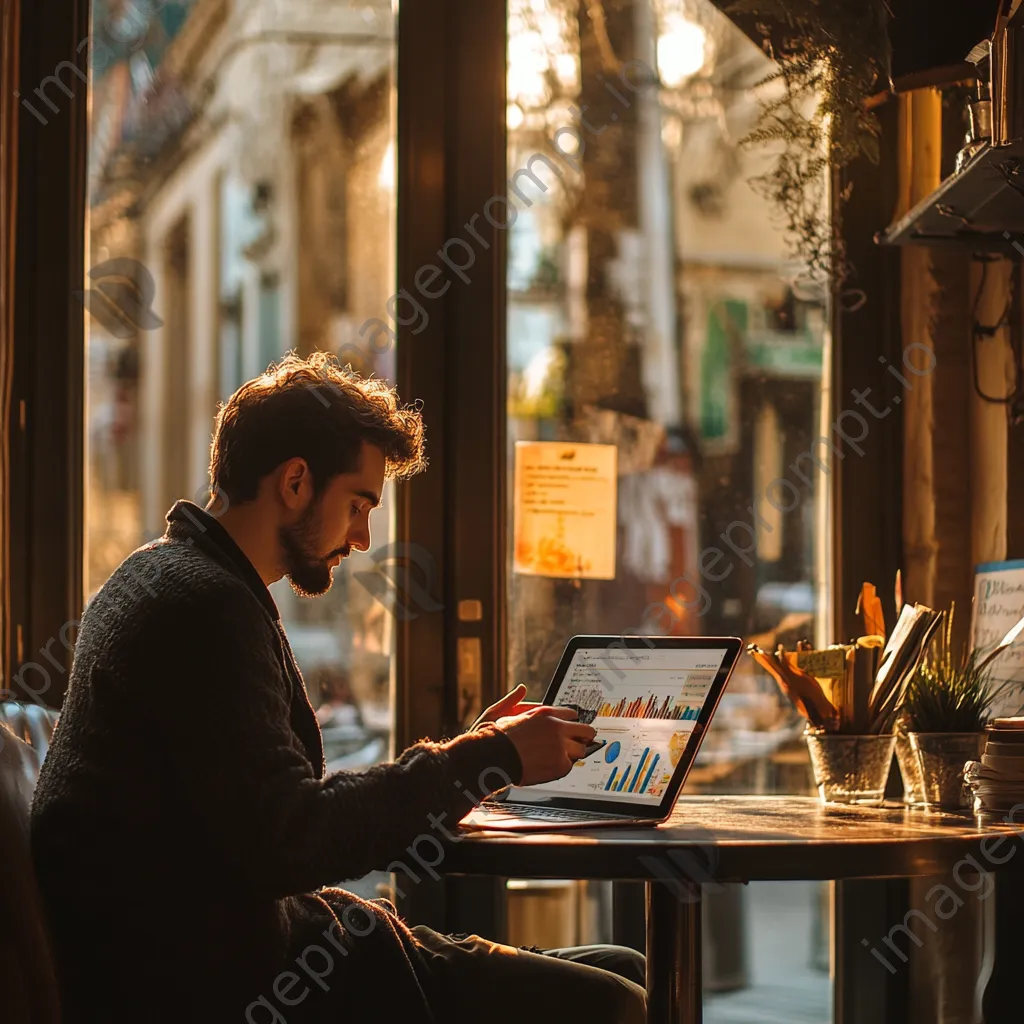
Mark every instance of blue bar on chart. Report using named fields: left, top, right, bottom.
left=616, top=764, right=632, bottom=792
left=628, top=749, right=650, bottom=793
left=640, top=753, right=660, bottom=794
left=604, top=767, right=618, bottom=791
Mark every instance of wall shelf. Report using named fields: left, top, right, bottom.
left=876, top=139, right=1024, bottom=250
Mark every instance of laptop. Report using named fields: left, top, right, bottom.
left=463, top=635, right=742, bottom=831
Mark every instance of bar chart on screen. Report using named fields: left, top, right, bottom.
left=526, top=646, right=727, bottom=802
left=526, top=717, right=690, bottom=801
left=603, top=749, right=663, bottom=794
left=596, top=695, right=699, bottom=720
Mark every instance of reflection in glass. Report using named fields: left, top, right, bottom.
left=506, top=0, right=830, bottom=790
left=507, top=2, right=831, bottom=1015
left=84, top=2, right=399, bottom=794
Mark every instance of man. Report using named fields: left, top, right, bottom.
left=31, top=353, right=647, bottom=1023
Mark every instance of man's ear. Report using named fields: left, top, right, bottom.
left=278, top=458, right=311, bottom=508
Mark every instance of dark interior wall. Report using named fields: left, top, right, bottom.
left=888, top=0, right=1004, bottom=81
left=714, top=0, right=1003, bottom=89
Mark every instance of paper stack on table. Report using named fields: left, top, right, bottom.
left=965, top=717, right=1024, bottom=814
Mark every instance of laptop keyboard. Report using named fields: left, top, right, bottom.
left=480, top=803, right=624, bottom=822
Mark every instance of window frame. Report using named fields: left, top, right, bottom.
left=5, top=0, right=904, bottom=780
left=7, top=0, right=89, bottom=704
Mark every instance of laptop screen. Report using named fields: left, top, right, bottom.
left=509, top=644, right=729, bottom=806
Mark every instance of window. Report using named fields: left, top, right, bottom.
left=83, top=1, right=399, bottom=841
left=505, top=1, right=832, bottom=1016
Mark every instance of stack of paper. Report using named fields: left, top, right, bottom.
left=965, top=718, right=1024, bottom=813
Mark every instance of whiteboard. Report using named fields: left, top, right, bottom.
left=971, top=560, right=1024, bottom=719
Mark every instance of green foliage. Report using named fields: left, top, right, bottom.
left=727, top=0, right=893, bottom=283
left=903, top=607, right=1002, bottom=734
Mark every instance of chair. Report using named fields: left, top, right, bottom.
left=0, top=701, right=62, bottom=1023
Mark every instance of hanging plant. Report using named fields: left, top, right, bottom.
left=727, top=0, right=894, bottom=285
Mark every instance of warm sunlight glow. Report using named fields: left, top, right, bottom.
left=657, top=14, right=707, bottom=87
left=378, top=139, right=395, bottom=191
left=508, top=29, right=550, bottom=107
left=508, top=0, right=577, bottom=110
left=555, top=52, right=579, bottom=90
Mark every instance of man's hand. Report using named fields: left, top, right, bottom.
left=493, top=706, right=597, bottom=786
left=472, top=683, right=541, bottom=730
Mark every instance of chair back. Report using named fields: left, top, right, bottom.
left=0, top=702, right=62, bottom=1023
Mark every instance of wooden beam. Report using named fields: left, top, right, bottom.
left=968, top=256, right=1013, bottom=568
left=899, top=89, right=943, bottom=607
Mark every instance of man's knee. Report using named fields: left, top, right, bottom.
left=604, top=974, right=646, bottom=1024
left=581, top=951, right=646, bottom=1024
left=605, top=947, right=646, bottom=989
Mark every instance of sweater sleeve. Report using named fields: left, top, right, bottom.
left=152, top=585, right=522, bottom=899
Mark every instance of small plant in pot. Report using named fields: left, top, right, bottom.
left=903, top=610, right=1001, bottom=812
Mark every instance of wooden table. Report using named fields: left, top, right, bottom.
left=446, top=796, right=1024, bottom=1024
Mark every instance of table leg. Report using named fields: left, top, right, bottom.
left=645, top=879, right=702, bottom=1024
left=982, top=870, right=1024, bottom=1024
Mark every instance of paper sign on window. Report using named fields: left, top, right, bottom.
left=513, top=442, right=617, bottom=580
left=971, top=560, right=1024, bottom=719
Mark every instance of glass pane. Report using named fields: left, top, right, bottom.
left=84, top=0, right=398, bottom=891
left=506, top=0, right=831, bottom=1016
left=506, top=0, right=831, bottom=797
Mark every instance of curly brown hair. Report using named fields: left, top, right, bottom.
left=209, top=352, right=426, bottom=504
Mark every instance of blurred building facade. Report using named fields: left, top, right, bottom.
left=504, top=0, right=828, bottom=760
left=86, top=0, right=399, bottom=753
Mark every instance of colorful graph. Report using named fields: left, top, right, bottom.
left=603, top=750, right=662, bottom=795
left=640, top=754, right=661, bottom=793
left=668, top=731, right=689, bottom=767
left=627, top=749, right=649, bottom=792
left=596, top=694, right=699, bottom=721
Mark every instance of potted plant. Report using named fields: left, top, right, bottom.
left=747, top=640, right=898, bottom=807
left=903, top=610, right=1002, bottom=811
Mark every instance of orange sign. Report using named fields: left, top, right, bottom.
left=512, top=442, right=618, bottom=580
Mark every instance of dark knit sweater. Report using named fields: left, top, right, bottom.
left=30, top=501, right=523, bottom=1023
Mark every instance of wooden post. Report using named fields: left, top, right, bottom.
left=898, top=90, right=942, bottom=607
left=968, top=256, right=1013, bottom=568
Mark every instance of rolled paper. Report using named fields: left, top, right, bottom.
left=775, top=644, right=840, bottom=731
left=748, top=644, right=830, bottom=730
left=857, top=582, right=886, bottom=640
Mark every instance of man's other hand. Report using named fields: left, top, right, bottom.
left=493, top=706, right=597, bottom=786
left=471, top=683, right=541, bottom=730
